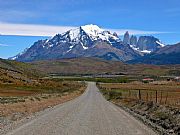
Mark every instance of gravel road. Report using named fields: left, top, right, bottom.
left=5, top=82, right=157, bottom=135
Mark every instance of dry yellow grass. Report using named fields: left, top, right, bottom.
left=100, top=82, right=180, bottom=92
left=0, top=81, right=86, bottom=129
left=99, top=82, right=180, bottom=107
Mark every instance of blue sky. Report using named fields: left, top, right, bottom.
left=0, top=0, right=180, bottom=58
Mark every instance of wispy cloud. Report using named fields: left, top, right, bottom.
left=0, top=22, right=76, bottom=36
left=0, top=43, right=11, bottom=47
left=108, top=29, right=167, bottom=36
left=0, top=22, right=167, bottom=37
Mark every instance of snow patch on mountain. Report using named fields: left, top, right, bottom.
left=81, top=24, right=102, bottom=37
left=156, top=41, right=165, bottom=47
left=68, top=28, right=80, bottom=41
left=82, top=44, right=88, bottom=50
left=130, top=45, right=139, bottom=51
left=141, top=50, right=151, bottom=53
left=130, top=45, right=151, bottom=54
left=69, top=45, right=73, bottom=49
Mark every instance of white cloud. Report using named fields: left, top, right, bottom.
left=0, top=22, right=166, bottom=37
left=0, top=22, right=76, bottom=36
left=107, top=29, right=166, bottom=36
left=0, top=43, right=10, bottom=47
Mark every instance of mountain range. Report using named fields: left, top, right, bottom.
left=10, top=24, right=180, bottom=65
left=11, top=24, right=140, bottom=61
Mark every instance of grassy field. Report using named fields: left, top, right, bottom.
left=0, top=79, right=86, bottom=103
left=0, top=79, right=86, bottom=129
left=0, top=58, right=43, bottom=78
left=98, top=82, right=180, bottom=134
left=98, top=82, right=180, bottom=107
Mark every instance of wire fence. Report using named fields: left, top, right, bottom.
left=101, top=87, right=180, bottom=106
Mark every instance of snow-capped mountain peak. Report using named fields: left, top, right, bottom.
left=10, top=24, right=146, bottom=62
left=61, top=24, right=120, bottom=45
left=81, top=24, right=119, bottom=41
left=81, top=24, right=103, bottom=36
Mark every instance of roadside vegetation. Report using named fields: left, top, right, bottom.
left=49, top=77, right=129, bottom=83
left=98, top=82, right=180, bottom=134
left=0, top=79, right=86, bottom=103
left=0, top=78, right=86, bottom=129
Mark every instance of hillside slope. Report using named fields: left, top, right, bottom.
left=30, top=57, right=128, bottom=75
left=29, top=57, right=178, bottom=76
left=0, top=59, right=43, bottom=84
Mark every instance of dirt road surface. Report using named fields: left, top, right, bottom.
left=5, top=82, right=157, bottom=135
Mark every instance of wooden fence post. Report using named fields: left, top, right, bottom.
left=156, top=90, right=158, bottom=103
left=160, top=91, right=162, bottom=104
left=165, top=92, right=168, bottom=104
left=146, top=92, right=148, bottom=101
left=138, top=90, right=141, bottom=100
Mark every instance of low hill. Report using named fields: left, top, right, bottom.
left=29, top=57, right=179, bottom=76
left=1, top=57, right=180, bottom=83
left=0, top=59, right=43, bottom=84
left=30, top=57, right=128, bottom=75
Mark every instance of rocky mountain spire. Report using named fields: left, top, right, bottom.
left=123, top=31, right=130, bottom=45
left=130, top=35, right=137, bottom=45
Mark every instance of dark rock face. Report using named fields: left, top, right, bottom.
left=113, top=32, right=119, bottom=38
left=123, top=31, right=130, bottom=45
left=123, top=33, right=164, bottom=54
left=137, top=36, right=162, bottom=52
left=130, top=35, right=137, bottom=46
left=11, top=25, right=140, bottom=62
